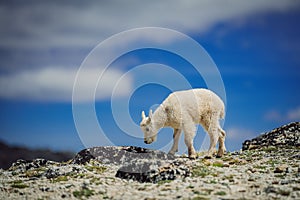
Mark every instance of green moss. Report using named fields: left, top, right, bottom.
left=224, top=174, right=234, bottom=182
left=10, top=180, right=28, bottom=189
left=52, top=175, right=68, bottom=182
left=85, top=165, right=107, bottom=174
left=192, top=196, right=209, bottom=200
left=253, top=165, right=267, bottom=169
left=157, top=179, right=172, bottom=185
left=210, top=179, right=217, bottom=184
left=215, top=191, right=226, bottom=196
left=202, top=188, right=214, bottom=195
left=72, top=173, right=86, bottom=178
left=192, top=190, right=209, bottom=196
left=266, top=159, right=280, bottom=166
left=212, top=162, right=224, bottom=167
left=262, top=146, right=277, bottom=153
left=73, top=188, right=94, bottom=199
left=275, top=174, right=285, bottom=178
left=90, top=177, right=103, bottom=185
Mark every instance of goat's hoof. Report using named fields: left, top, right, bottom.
left=189, top=154, right=197, bottom=159
left=168, top=153, right=176, bottom=157
left=216, top=150, right=225, bottom=158
left=204, top=155, right=212, bottom=159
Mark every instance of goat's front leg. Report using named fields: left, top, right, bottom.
left=169, top=128, right=182, bottom=155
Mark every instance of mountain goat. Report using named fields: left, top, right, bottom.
left=140, top=88, right=226, bottom=159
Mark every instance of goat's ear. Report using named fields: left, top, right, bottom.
left=141, top=111, right=146, bottom=119
left=149, top=109, right=153, bottom=119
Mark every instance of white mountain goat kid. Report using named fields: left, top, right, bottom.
left=140, top=88, right=226, bottom=159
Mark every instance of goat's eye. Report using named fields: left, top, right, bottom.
left=146, top=127, right=150, bottom=132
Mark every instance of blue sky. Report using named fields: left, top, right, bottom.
left=0, top=0, right=299, bottom=153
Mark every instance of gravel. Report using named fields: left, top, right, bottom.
left=0, top=122, right=299, bottom=200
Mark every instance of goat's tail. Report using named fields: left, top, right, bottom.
left=219, top=103, right=225, bottom=119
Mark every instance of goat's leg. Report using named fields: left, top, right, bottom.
left=183, top=123, right=197, bottom=159
left=169, top=128, right=182, bottom=155
left=217, top=126, right=226, bottom=158
left=205, top=122, right=219, bottom=159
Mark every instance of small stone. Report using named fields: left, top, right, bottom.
left=274, top=165, right=288, bottom=173
left=230, top=185, right=246, bottom=193
left=248, top=168, right=257, bottom=173
left=223, top=162, right=230, bottom=167
left=265, top=186, right=277, bottom=194
left=202, top=159, right=212, bottom=166
left=278, top=188, right=291, bottom=196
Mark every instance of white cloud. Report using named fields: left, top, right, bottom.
left=264, top=110, right=282, bottom=122
left=0, top=67, right=133, bottom=102
left=0, top=0, right=298, bottom=49
left=0, top=0, right=298, bottom=102
left=226, top=127, right=255, bottom=141
left=264, top=107, right=300, bottom=122
left=287, top=107, right=300, bottom=121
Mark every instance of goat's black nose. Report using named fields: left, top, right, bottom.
left=144, top=140, right=149, bottom=144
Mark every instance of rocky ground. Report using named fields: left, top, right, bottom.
left=0, top=122, right=299, bottom=200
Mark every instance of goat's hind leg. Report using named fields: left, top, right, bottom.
left=183, top=123, right=197, bottom=159
left=205, top=120, right=219, bottom=159
left=216, top=126, right=226, bottom=158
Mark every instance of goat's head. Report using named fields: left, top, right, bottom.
left=140, top=110, right=157, bottom=144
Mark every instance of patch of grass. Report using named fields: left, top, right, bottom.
left=224, top=174, right=234, bottom=182
left=212, top=162, right=224, bottom=167
left=192, top=189, right=209, bottom=196
left=210, top=179, right=217, bottom=184
left=274, top=174, right=285, bottom=178
left=278, top=189, right=291, bottom=196
left=266, top=159, right=280, bottom=166
left=253, top=165, right=267, bottom=169
left=215, top=191, right=226, bottom=196
left=90, top=177, right=102, bottom=185
left=192, top=196, right=209, bottom=200
left=72, top=173, right=86, bottom=178
left=157, top=179, right=172, bottom=185
left=262, top=146, right=277, bottom=153
left=24, top=168, right=46, bottom=178
left=85, top=165, right=107, bottom=174
left=73, top=188, right=94, bottom=199
left=187, top=185, right=195, bottom=189
left=202, top=188, right=214, bottom=195
left=10, top=180, right=29, bottom=189
left=52, top=175, right=68, bottom=182
left=192, top=166, right=211, bottom=178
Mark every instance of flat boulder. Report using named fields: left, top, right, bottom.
left=72, top=146, right=189, bottom=183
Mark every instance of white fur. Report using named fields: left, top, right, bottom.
left=140, top=88, right=226, bottom=158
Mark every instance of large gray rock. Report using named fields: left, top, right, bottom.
left=72, top=146, right=190, bottom=183
left=116, top=159, right=190, bottom=183
left=72, top=146, right=175, bottom=165
left=242, top=122, right=300, bottom=150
